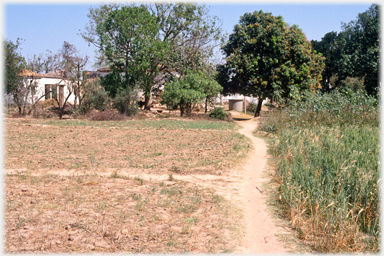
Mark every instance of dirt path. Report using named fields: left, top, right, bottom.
left=235, top=118, right=288, bottom=253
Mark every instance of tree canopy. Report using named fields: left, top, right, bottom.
left=162, top=71, right=222, bottom=117
left=311, top=4, right=380, bottom=96
left=82, top=3, right=224, bottom=110
left=4, top=38, right=26, bottom=95
left=217, top=10, right=325, bottom=116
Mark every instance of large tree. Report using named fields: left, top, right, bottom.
left=217, top=10, right=325, bottom=117
left=54, top=41, right=89, bottom=119
left=82, top=3, right=224, bottom=110
left=94, top=6, right=165, bottom=111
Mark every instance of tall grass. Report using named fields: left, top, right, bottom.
left=259, top=89, right=380, bottom=252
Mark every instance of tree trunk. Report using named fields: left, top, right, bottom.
left=205, top=97, right=208, bottom=113
left=144, top=95, right=151, bottom=110
left=180, top=99, right=185, bottom=117
left=254, top=97, right=263, bottom=117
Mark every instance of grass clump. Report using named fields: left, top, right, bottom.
left=260, top=89, right=379, bottom=253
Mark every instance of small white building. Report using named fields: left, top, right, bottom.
left=15, top=69, right=75, bottom=107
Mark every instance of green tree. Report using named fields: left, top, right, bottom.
left=4, top=38, right=27, bottom=114
left=95, top=6, right=165, bottom=112
left=162, top=71, right=222, bottom=117
left=337, top=4, right=379, bottom=96
left=311, top=4, right=379, bottom=96
left=82, top=3, right=224, bottom=110
left=4, top=38, right=25, bottom=94
left=217, top=10, right=324, bottom=117
left=311, top=31, right=338, bottom=92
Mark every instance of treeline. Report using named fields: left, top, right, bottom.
left=311, top=4, right=379, bottom=96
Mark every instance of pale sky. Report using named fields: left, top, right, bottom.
left=4, top=1, right=375, bottom=70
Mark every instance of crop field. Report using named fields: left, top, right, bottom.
left=258, top=90, right=380, bottom=253
left=4, top=118, right=249, bottom=253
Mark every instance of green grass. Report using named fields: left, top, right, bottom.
left=41, top=119, right=238, bottom=130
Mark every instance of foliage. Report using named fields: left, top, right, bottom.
left=82, top=3, right=224, bottom=110
left=4, top=38, right=29, bottom=114
left=218, top=10, right=325, bottom=116
left=112, top=87, right=139, bottom=116
left=209, top=107, right=226, bottom=120
left=311, top=4, right=379, bottom=96
left=80, top=78, right=110, bottom=113
left=149, top=3, right=225, bottom=77
left=4, top=38, right=26, bottom=95
left=259, top=89, right=379, bottom=252
left=162, top=71, right=222, bottom=117
left=99, top=69, right=123, bottom=98
left=95, top=5, right=163, bottom=105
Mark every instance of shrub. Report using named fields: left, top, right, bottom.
left=89, top=109, right=126, bottom=121
left=42, top=99, right=59, bottom=109
left=80, top=78, right=110, bottom=113
left=162, top=71, right=222, bottom=117
left=112, top=87, right=139, bottom=116
left=246, top=100, right=258, bottom=113
left=209, top=107, right=226, bottom=120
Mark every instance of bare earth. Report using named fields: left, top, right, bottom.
left=235, top=118, right=288, bottom=253
left=5, top=117, right=290, bottom=253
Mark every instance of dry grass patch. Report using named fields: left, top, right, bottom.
left=4, top=118, right=249, bottom=253
left=5, top=119, right=249, bottom=175
left=5, top=172, right=243, bottom=253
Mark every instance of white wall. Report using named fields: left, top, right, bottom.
left=33, top=77, right=75, bottom=105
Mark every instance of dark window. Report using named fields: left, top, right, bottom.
left=45, top=85, right=51, bottom=100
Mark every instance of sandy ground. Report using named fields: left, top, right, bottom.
left=235, top=118, right=288, bottom=253
left=162, top=118, right=290, bottom=253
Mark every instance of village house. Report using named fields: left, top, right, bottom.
left=9, top=68, right=75, bottom=108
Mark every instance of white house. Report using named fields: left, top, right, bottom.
left=15, top=69, right=75, bottom=107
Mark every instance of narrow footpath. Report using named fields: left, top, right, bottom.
left=235, top=118, right=289, bottom=253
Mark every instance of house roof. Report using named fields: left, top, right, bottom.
left=43, top=70, right=66, bottom=79
left=96, top=67, right=111, bottom=73
left=19, top=69, right=44, bottom=78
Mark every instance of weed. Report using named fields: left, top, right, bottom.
left=16, top=217, right=25, bottom=229
left=135, top=176, right=144, bottom=185
left=95, top=201, right=108, bottom=212
left=169, top=166, right=181, bottom=173
left=131, top=193, right=141, bottom=201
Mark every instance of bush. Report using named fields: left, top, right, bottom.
left=89, top=109, right=126, bottom=121
left=42, top=98, right=59, bottom=109
left=162, top=71, right=222, bottom=117
left=246, top=100, right=258, bottom=113
left=209, top=107, right=226, bottom=120
left=112, top=87, right=139, bottom=116
left=80, top=79, right=110, bottom=113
